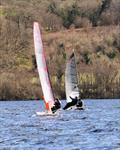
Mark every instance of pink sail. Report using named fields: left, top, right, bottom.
left=33, top=22, right=55, bottom=112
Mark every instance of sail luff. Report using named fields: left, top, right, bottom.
left=33, top=22, right=54, bottom=111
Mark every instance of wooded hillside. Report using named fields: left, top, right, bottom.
left=0, top=0, right=120, bottom=100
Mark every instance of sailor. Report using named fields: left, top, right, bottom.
left=54, top=98, right=61, bottom=109
left=51, top=98, right=61, bottom=113
left=70, top=96, right=83, bottom=108
left=63, top=96, right=84, bottom=110
left=63, top=96, right=77, bottom=110
left=76, top=98, right=83, bottom=109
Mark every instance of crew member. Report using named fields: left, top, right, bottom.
left=76, top=99, right=83, bottom=109
left=51, top=98, right=61, bottom=113
left=63, top=96, right=77, bottom=110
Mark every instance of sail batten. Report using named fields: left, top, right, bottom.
left=65, top=52, right=80, bottom=103
left=33, top=22, right=54, bottom=111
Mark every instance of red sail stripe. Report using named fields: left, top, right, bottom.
left=43, top=96, right=50, bottom=110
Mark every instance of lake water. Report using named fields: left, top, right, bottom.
left=0, top=100, right=120, bottom=150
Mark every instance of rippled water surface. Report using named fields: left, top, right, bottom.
left=0, top=100, right=120, bottom=150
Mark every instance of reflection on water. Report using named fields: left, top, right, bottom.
left=0, top=100, right=120, bottom=150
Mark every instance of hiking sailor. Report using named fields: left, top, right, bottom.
left=63, top=96, right=83, bottom=110
left=76, top=97, right=83, bottom=109
left=51, top=98, right=61, bottom=113
left=63, top=96, right=77, bottom=110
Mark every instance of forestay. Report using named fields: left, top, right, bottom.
left=33, top=22, right=55, bottom=111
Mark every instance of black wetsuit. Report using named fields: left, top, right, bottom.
left=76, top=100, right=83, bottom=108
left=51, top=100, right=61, bottom=113
left=63, top=96, right=77, bottom=110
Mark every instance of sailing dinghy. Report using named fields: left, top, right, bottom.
left=64, top=50, right=84, bottom=110
left=33, top=22, right=60, bottom=114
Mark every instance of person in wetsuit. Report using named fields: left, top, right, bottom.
left=51, top=98, right=61, bottom=113
left=63, top=96, right=83, bottom=110
left=63, top=96, right=78, bottom=110
left=76, top=98, right=83, bottom=109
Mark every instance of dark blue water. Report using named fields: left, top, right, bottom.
left=0, top=100, right=120, bottom=150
